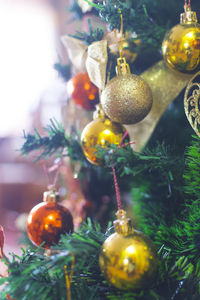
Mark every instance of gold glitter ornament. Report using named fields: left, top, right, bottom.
left=162, top=4, right=200, bottom=73
left=81, top=108, right=128, bottom=165
left=101, top=58, right=153, bottom=124
left=184, top=70, right=200, bottom=137
left=99, top=210, right=158, bottom=290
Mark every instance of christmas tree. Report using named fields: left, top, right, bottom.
left=1, top=0, right=200, bottom=299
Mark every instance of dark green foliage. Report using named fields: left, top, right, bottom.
left=0, top=221, right=174, bottom=299
left=1, top=214, right=200, bottom=300
left=184, top=136, right=200, bottom=199
left=15, top=128, right=200, bottom=299
left=129, top=137, right=200, bottom=299
left=21, top=119, right=85, bottom=162
left=98, top=0, right=165, bottom=50
left=83, top=0, right=200, bottom=55
left=70, top=19, right=104, bottom=45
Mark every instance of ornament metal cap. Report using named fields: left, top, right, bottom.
left=114, top=209, right=134, bottom=235
left=180, top=5, right=197, bottom=24
left=43, top=187, right=59, bottom=203
left=116, top=57, right=131, bottom=76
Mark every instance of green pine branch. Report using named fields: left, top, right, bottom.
left=70, top=19, right=104, bottom=45
left=1, top=218, right=200, bottom=300
left=21, top=119, right=85, bottom=162
left=95, top=0, right=167, bottom=51
left=0, top=220, right=179, bottom=300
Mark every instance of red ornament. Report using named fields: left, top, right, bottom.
left=27, top=190, right=73, bottom=248
left=68, top=72, right=99, bottom=110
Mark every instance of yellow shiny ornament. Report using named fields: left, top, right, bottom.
left=162, top=4, right=200, bottom=73
left=81, top=109, right=128, bottom=165
left=99, top=210, right=158, bottom=290
left=101, top=58, right=153, bottom=124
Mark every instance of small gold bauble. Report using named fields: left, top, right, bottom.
left=162, top=7, right=200, bottom=73
left=81, top=117, right=128, bottom=165
left=101, top=73, right=153, bottom=124
left=99, top=210, right=158, bottom=290
left=111, top=39, right=140, bottom=63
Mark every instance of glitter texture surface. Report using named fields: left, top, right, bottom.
left=101, top=74, right=153, bottom=125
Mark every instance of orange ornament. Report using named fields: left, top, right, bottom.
left=67, top=72, right=99, bottom=110
left=27, top=190, right=73, bottom=248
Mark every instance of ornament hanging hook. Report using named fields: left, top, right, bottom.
left=42, top=158, right=62, bottom=191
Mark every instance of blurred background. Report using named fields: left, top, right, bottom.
left=0, top=0, right=77, bottom=257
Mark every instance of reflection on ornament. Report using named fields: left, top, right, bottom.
left=27, top=189, right=73, bottom=248
left=162, top=5, right=200, bottom=73
left=99, top=210, right=158, bottom=290
left=81, top=113, right=128, bottom=165
left=184, top=71, right=200, bottom=137
left=67, top=73, right=99, bottom=110
left=101, top=58, right=153, bottom=124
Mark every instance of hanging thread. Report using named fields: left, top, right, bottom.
left=42, top=159, right=62, bottom=190
left=112, top=165, right=122, bottom=211
left=118, top=9, right=124, bottom=59
left=111, top=132, right=135, bottom=211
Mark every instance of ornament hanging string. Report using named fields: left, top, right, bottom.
left=110, top=131, right=135, bottom=211
left=42, top=159, right=62, bottom=190
left=118, top=9, right=124, bottom=59
left=111, top=164, right=122, bottom=210
left=64, top=252, right=75, bottom=300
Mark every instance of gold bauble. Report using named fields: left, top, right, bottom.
left=101, top=73, right=153, bottom=124
left=110, top=39, right=140, bottom=64
left=162, top=6, right=200, bottom=73
left=121, top=39, right=139, bottom=63
left=81, top=116, right=128, bottom=165
left=99, top=210, right=158, bottom=290
left=105, top=30, right=140, bottom=64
